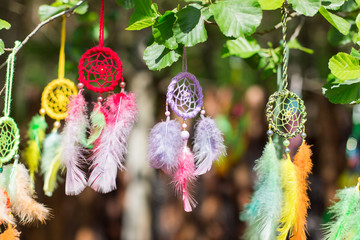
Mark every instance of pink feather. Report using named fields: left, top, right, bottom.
left=173, top=146, right=197, bottom=212
left=61, top=94, right=89, bottom=195
left=88, top=92, right=138, bottom=193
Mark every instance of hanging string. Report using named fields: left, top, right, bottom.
left=99, top=0, right=105, bottom=47
left=281, top=3, right=289, bottom=90
left=182, top=46, right=187, bottom=72
left=58, top=15, right=66, bottom=80
left=4, top=41, right=21, bottom=117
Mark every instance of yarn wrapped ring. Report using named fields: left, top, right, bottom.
left=41, top=78, right=78, bottom=121
left=0, top=117, right=20, bottom=164
left=78, top=46, right=123, bottom=93
left=167, top=72, right=203, bottom=119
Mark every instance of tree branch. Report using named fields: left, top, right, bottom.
left=0, top=0, right=87, bottom=70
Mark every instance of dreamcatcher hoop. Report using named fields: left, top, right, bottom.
left=41, top=78, right=78, bottom=121
left=0, top=117, right=20, bottom=164
left=166, top=72, right=203, bottom=119
left=266, top=89, right=307, bottom=139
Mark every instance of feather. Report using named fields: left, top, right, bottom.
left=41, top=131, right=62, bottom=197
left=87, top=104, right=107, bottom=148
left=322, top=186, right=360, bottom=240
left=23, top=115, right=47, bottom=191
left=241, top=141, right=282, bottom=240
left=277, top=142, right=312, bottom=240
left=1, top=164, right=50, bottom=224
left=193, top=116, right=226, bottom=175
left=173, top=146, right=197, bottom=212
left=61, top=94, right=89, bottom=195
left=0, top=224, right=20, bottom=240
left=0, top=190, right=14, bottom=225
left=148, top=120, right=183, bottom=173
left=88, top=92, right=138, bottom=193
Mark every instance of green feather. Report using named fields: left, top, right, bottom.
left=241, top=141, right=283, bottom=240
left=41, top=132, right=62, bottom=197
left=323, top=186, right=360, bottom=240
left=87, top=106, right=106, bottom=148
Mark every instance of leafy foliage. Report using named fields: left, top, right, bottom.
left=38, top=0, right=88, bottom=21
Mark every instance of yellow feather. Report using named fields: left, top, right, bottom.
left=23, top=140, right=41, bottom=189
left=277, top=157, right=297, bottom=240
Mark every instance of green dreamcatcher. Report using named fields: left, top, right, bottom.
left=0, top=42, right=21, bottom=170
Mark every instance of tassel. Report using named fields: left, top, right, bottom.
left=41, top=132, right=62, bottom=197
left=193, top=116, right=226, bottom=175
left=0, top=190, right=14, bottom=225
left=173, top=146, right=197, bottom=212
left=0, top=224, right=20, bottom=240
left=277, top=142, right=312, bottom=240
left=323, top=186, right=360, bottom=240
left=23, top=115, right=47, bottom=191
left=1, top=164, right=50, bottom=224
left=61, top=94, right=89, bottom=195
left=148, top=120, right=183, bottom=173
left=241, top=141, right=282, bottom=240
left=87, top=104, right=107, bottom=148
left=88, top=92, right=138, bottom=193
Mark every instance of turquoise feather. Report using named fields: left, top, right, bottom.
left=323, top=186, right=360, bottom=240
left=241, top=141, right=282, bottom=240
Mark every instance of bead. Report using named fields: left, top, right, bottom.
left=0, top=167, right=3, bottom=173
left=267, top=130, right=273, bottom=136
left=301, top=132, right=307, bottom=138
left=181, top=130, right=190, bottom=140
left=165, top=111, right=170, bottom=117
left=283, top=140, right=290, bottom=147
left=54, top=121, right=61, bottom=128
left=77, top=82, right=84, bottom=89
left=14, top=154, right=19, bottom=160
left=182, top=123, right=187, bottom=129
left=39, top=108, right=46, bottom=115
left=201, top=109, right=206, bottom=115
left=284, top=148, right=290, bottom=153
left=120, top=82, right=126, bottom=88
left=97, top=96, right=103, bottom=103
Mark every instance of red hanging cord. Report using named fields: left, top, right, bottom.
left=99, top=0, right=104, bottom=47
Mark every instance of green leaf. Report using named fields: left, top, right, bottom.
left=322, top=0, right=346, bottom=10
left=329, top=52, right=360, bottom=80
left=319, top=6, right=350, bottom=35
left=356, top=13, right=360, bottom=38
left=0, top=39, right=4, bottom=55
left=126, top=0, right=159, bottom=30
left=38, top=5, right=67, bottom=21
left=0, top=19, right=11, bottom=30
left=288, top=0, right=321, bottom=16
left=356, top=0, right=360, bottom=6
left=258, top=0, right=285, bottom=10
left=351, top=48, right=360, bottom=60
left=73, top=2, right=88, bottom=15
left=152, top=11, right=178, bottom=49
left=328, top=26, right=352, bottom=46
left=210, top=0, right=262, bottom=37
left=116, top=0, right=135, bottom=9
left=173, top=4, right=207, bottom=47
left=323, top=79, right=360, bottom=104
left=288, top=38, right=314, bottom=54
left=222, top=36, right=260, bottom=58
left=143, top=42, right=181, bottom=70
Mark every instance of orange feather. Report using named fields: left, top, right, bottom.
left=291, top=141, right=312, bottom=240
left=0, top=224, right=20, bottom=240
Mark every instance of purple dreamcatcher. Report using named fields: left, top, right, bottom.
left=148, top=48, right=226, bottom=212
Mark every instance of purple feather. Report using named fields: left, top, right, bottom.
left=193, top=116, right=226, bottom=175
left=148, top=120, right=183, bottom=174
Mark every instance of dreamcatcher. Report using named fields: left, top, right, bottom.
left=148, top=47, right=226, bottom=212
left=0, top=42, right=49, bottom=238
left=62, top=0, right=138, bottom=195
left=241, top=5, right=312, bottom=240
left=23, top=16, right=77, bottom=197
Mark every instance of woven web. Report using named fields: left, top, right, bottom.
left=0, top=117, right=19, bottom=163
left=172, top=77, right=200, bottom=115
left=42, top=79, right=77, bottom=120
left=266, top=90, right=306, bottom=138
left=83, top=51, right=117, bottom=88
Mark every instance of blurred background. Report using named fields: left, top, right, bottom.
left=0, top=0, right=357, bottom=239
